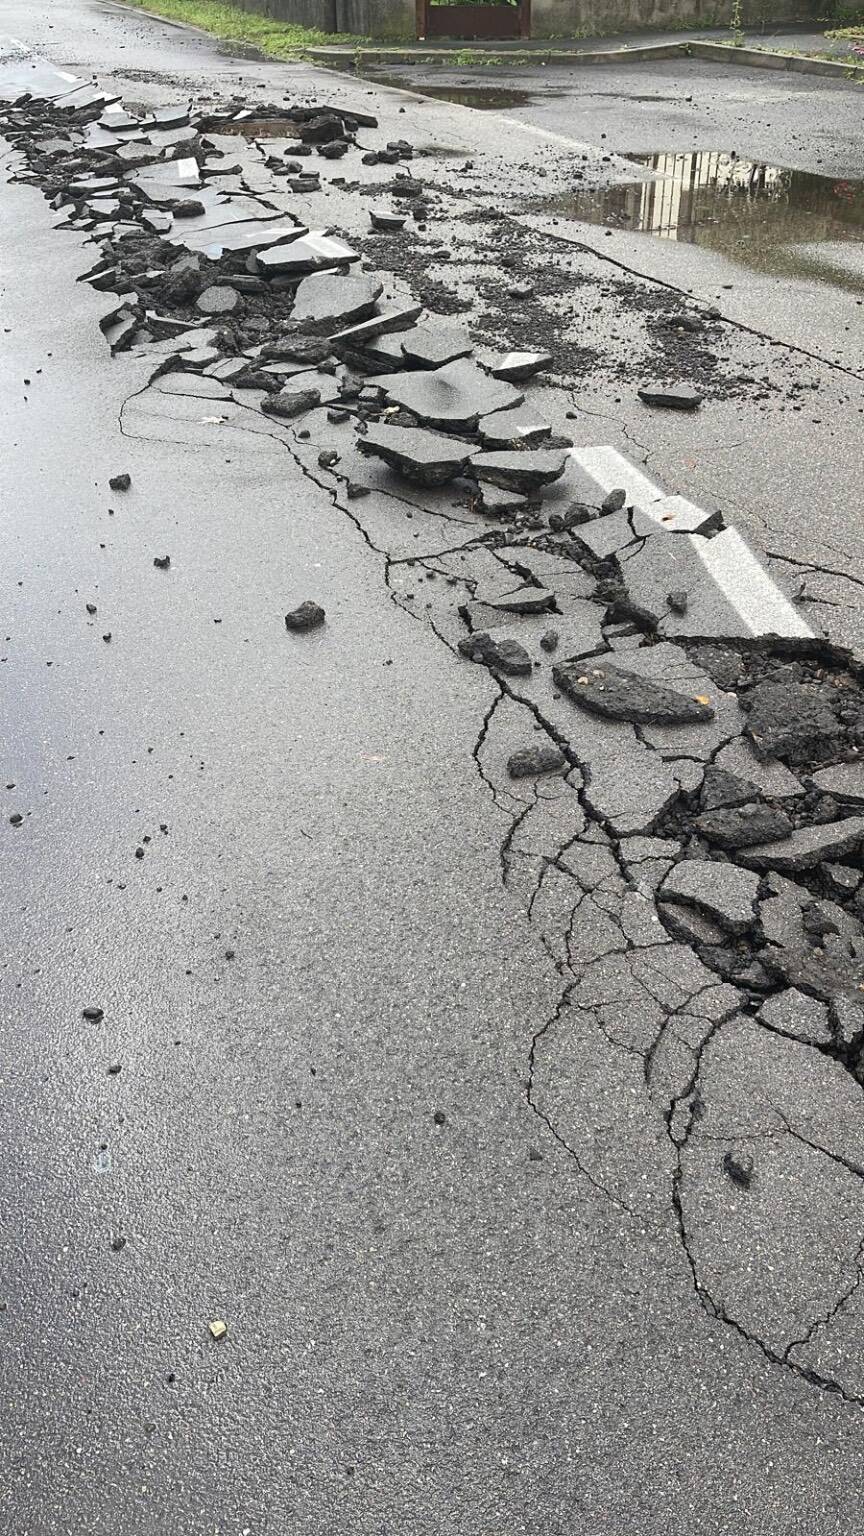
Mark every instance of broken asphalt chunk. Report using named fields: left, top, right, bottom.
left=488, top=351, right=551, bottom=383
left=470, top=449, right=567, bottom=494
left=553, top=661, right=715, bottom=726
left=261, top=387, right=321, bottom=420
left=744, top=680, right=847, bottom=764
left=285, top=601, right=326, bottom=632
left=738, top=816, right=864, bottom=873
left=196, top=285, right=240, bottom=315
left=291, top=272, right=383, bottom=334
left=400, top=324, right=473, bottom=370
left=370, top=209, right=407, bottom=231
left=638, top=382, right=703, bottom=411
left=108, top=473, right=131, bottom=492
left=808, top=762, right=864, bottom=806
left=256, top=233, right=359, bottom=276
left=358, top=423, right=471, bottom=486
left=694, top=803, right=793, bottom=850
left=478, top=408, right=552, bottom=451
left=376, top=359, right=522, bottom=432
left=457, top=631, right=532, bottom=676
left=660, top=858, right=761, bottom=935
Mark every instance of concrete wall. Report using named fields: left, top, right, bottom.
left=231, top=0, right=823, bottom=41
left=232, top=0, right=336, bottom=28
left=530, top=0, right=823, bottom=35
left=336, top=0, right=415, bottom=37
left=231, top=0, right=414, bottom=37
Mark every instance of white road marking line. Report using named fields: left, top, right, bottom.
left=693, top=527, right=813, bottom=639
left=569, top=444, right=664, bottom=505
left=569, top=443, right=814, bottom=640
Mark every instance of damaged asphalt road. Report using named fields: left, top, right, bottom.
left=4, top=10, right=864, bottom=1534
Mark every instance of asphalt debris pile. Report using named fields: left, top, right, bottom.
left=6, top=74, right=864, bottom=1407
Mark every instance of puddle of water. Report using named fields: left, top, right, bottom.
left=217, top=118, right=301, bottom=138
left=360, top=71, right=558, bottom=109
left=549, top=150, right=864, bottom=295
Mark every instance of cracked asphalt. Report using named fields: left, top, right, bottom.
left=4, top=4, right=864, bottom=1533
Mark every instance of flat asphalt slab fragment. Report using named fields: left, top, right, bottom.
left=488, top=351, right=552, bottom=382
left=694, top=803, right=794, bottom=849
left=618, top=526, right=754, bottom=639
left=809, top=762, right=864, bottom=804
left=738, top=816, right=864, bottom=872
left=470, top=449, right=568, bottom=493
left=331, top=306, right=424, bottom=350
left=358, top=422, right=472, bottom=486
left=660, top=858, right=761, bottom=934
left=256, top=233, right=360, bottom=276
left=758, top=988, right=834, bottom=1047
left=291, top=272, right=383, bottom=333
left=478, top=408, right=552, bottom=450
left=638, top=382, right=703, bottom=411
left=400, top=324, right=473, bottom=370
left=376, top=359, right=523, bottom=432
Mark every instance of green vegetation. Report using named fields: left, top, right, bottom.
left=114, top=0, right=365, bottom=57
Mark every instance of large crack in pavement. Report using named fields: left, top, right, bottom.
left=7, top=64, right=864, bottom=1413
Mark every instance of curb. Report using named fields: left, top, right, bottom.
left=309, top=38, right=864, bottom=80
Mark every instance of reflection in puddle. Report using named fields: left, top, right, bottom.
left=555, top=150, right=864, bottom=294
left=216, top=118, right=302, bottom=137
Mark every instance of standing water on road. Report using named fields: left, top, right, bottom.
left=545, top=150, right=864, bottom=293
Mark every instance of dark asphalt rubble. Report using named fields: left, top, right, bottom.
left=8, top=78, right=864, bottom=1406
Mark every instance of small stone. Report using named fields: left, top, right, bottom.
left=346, top=482, right=369, bottom=500
left=507, top=744, right=566, bottom=779
left=433, top=1110, right=446, bottom=1126
left=208, top=1319, right=228, bottom=1340
left=135, top=846, right=145, bottom=859
left=539, top=629, right=559, bottom=653
left=285, top=601, right=326, bottom=632
left=318, top=450, right=339, bottom=469
left=172, top=199, right=205, bottom=218
left=667, top=589, right=688, bottom=615
left=107, top=1062, right=122, bottom=1075
left=86, top=603, right=97, bottom=615
left=8, top=812, right=23, bottom=827
left=82, top=1006, right=104, bottom=1021
left=723, top=1151, right=753, bottom=1189
left=638, top=382, right=703, bottom=411
left=601, top=488, right=626, bottom=514
left=111, top=1235, right=127, bottom=1252
left=153, top=555, right=171, bottom=570
left=108, top=472, right=131, bottom=491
